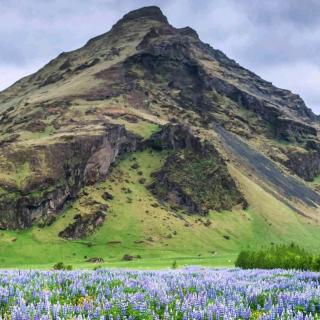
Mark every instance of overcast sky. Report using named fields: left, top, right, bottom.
left=1, top=0, right=319, bottom=113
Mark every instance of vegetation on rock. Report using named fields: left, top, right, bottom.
left=149, top=149, right=246, bottom=214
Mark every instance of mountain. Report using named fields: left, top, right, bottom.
left=0, top=6, right=320, bottom=267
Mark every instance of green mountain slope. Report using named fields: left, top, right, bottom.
left=1, top=148, right=320, bottom=268
left=0, top=6, right=320, bottom=268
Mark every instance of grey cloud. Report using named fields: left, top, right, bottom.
left=247, top=0, right=320, bottom=28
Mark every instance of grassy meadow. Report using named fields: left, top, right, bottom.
left=0, top=146, right=319, bottom=270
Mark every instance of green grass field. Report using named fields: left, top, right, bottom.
left=0, top=149, right=320, bottom=270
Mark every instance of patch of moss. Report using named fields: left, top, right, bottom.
left=0, top=187, right=8, bottom=197
left=28, top=184, right=62, bottom=201
left=111, top=118, right=160, bottom=139
left=12, top=162, right=31, bottom=188
left=19, top=125, right=57, bottom=141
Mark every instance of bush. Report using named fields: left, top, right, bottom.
left=235, top=243, right=318, bottom=270
left=312, top=256, right=320, bottom=271
left=53, top=262, right=65, bottom=270
left=122, top=254, right=134, bottom=261
left=53, top=262, right=73, bottom=271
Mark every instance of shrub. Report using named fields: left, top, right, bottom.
left=53, top=262, right=73, bottom=271
left=53, top=262, right=65, bottom=270
left=122, top=254, right=134, bottom=261
left=312, top=256, right=320, bottom=271
left=235, top=243, right=317, bottom=270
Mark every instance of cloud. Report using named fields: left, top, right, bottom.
left=0, top=0, right=319, bottom=113
left=259, top=62, right=320, bottom=110
left=0, top=63, right=44, bottom=89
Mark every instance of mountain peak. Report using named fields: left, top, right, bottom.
left=115, top=6, right=168, bottom=26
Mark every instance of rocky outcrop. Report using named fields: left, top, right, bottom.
left=266, top=140, right=320, bottom=181
left=77, top=6, right=320, bottom=156
left=149, top=151, right=247, bottom=215
left=0, top=124, right=141, bottom=229
left=275, top=117, right=317, bottom=142
left=146, top=124, right=201, bottom=151
left=85, top=257, right=105, bottom=263
left=281, top=149, right=320, bottom=181
left=114, top=6, right=168, bottom=26
left=59, top=211, right=106, bottom=240
left=148, top=125, right=247, bottom=214
left=113, top=24, right=319, bottom=145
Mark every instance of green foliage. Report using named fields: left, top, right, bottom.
left=171, top=260, right=177, bottom=269
left=313, top=256, right=320, bottom=271
left=53, top=262, right=64, bottom=270
left=53, top=262, right=73, bottom=270
left=235, top=243, right=320, bottom=270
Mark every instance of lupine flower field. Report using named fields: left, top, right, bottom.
left=0, top=268, right=320, bottom=319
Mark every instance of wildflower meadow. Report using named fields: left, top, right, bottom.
left=0, top=268, right=319, bottom=319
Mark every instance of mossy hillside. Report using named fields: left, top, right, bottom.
left=0, top=142, right=56, bottom=192
left=0, top=161, right=32, bottom=190
left=0, top=139, right=81, bottom=195
left=17, top=125, right=57, bottom=142
left=310, top=174, right=320, bottom=191
left=149, top=150, right=245, bottom=213
left=228, top=164, right=320, bottom=252
left=0, top=150, right=66, bottom=219
left=109, top=118, right=160, bottom=139
left=0, top=148, right=319, bottom=268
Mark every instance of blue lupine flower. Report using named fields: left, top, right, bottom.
left=0, top=268, right=320, bottom=319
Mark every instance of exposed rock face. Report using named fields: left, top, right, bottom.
left=266, top=140, right=320, bottom=181
left=119, top=21, right=318, bottom=141
left=149, top=151, right=247, bottom=214
left=146, top=124, right=201, bottom=150
left=115, top=6, right=168, bottom=25
left=280, top=149, right=320, bottom=182
left=148, top=125, right=247, bottom=214
left=0, top=125, right=141, bottom=229
left=59, top=211, right=106, bottom=240
left=275, top=117, right=317, bottom=142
